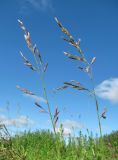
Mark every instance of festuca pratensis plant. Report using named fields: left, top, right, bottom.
left=55, top=17, right=103, bottom=138
left=17, top=20, right=59, bottom=135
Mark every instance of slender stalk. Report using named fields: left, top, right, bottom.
left=77, top=46, right=102, bottom=137
left=33, top=55, right=56, bottom=135
left=90, top=74, right=102, bottom=138
left=40, top=75, right=57, bottom=135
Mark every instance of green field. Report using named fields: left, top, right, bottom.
left=0, top=129, right=118, bottom=160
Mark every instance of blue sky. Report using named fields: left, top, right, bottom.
left=0, top=0, right=118, bottom=136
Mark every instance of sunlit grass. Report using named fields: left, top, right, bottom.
left=0, top=130, right=118, bottom=160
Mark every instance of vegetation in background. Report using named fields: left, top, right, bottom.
left=0, top=130, right=118, bottom=160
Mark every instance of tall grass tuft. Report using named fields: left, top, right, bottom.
left=1, top=130, right=118, bottom=160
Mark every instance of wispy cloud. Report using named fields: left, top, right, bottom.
left=95, top=78, right=118, bottom=103
left=56, top=127, right=72, bottom=136
left=0, top=115, right=34, bottom=127
left=28, top=0, right=53, bottom=11
left=63, top=119, right=84, bottom=129
left=56, top=119, right=84, bottom=136
left=24, top=94, right=47, bottom=104
left=18, top=0, right=53, bottom=14
left=0, top=107, right=7, bottom=113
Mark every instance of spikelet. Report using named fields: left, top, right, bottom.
left=53, top=85, right=68, bottom=93
left=20, top=51, right=28, bottom=62
left=64, top=52, right=84, bottom=61
left=54, top=17, right=63, bottom=28
left=63, top=38, right=79, bottom=48
left=18, top=19, right=27, bottom=35
left=53, top=106, right=59, bottom=127
left=91, top=57, right=96, bottom=65
left=56, top=85, right=68, bottom=91
left=78, top=66, right=91, bottom=75
left=64, top=81, right=89, bottom=91
left=24, top=32, right=32, bottom=48
left=18, top=19, right=32, bottom=48
left=85, top=66, right=90, bottom=73
left=18, top=19, right=42, bottom=64
left=55, top=17, right=74, bottom=41
left=20, top=51, right=36, bottom=71
left=32, top=44, right=42, bottom=64
left=100, top=108, right=107, bottom=119
left=34, top=102, right=48, bottom=113
left=43, top=63, right=48, bottom=72
left=55, top=17, right=82, bottom=50
left=16, top=85, right=35, bottom=95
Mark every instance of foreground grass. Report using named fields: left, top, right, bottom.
left=0, top=130, right=118, bottom=160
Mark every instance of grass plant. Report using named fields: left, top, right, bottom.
left=17, top=19, right=59, bottom=135
left=54, top=17, right=102, bottom=138
left=1, top=130, right=118, bottom=159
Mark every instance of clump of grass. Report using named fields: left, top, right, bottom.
left=1, top=130, right=118, bottom=160
left=54, top=17, right=103, bottom=138
left=0, top=124, right=25, bottom=160
left=103, top=131, right=118, bottom=158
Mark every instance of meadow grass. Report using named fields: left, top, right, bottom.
left=0, top=130, right=118, bottom=160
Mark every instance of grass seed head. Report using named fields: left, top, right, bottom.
left=91, top=57, right=96, bottom=65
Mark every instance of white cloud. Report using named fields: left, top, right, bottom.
left=63, top=119, right=84, bottom=129
left=56, top=127, right=72, bottom=136
left=24, top=94, right=47, bottom=104
left=28, top=0, right=53, bottom=10
left=56, top=119, right=84, bottom=136
left=63, top=127, right=72, bottom=135
left=0, top=107, right=7, bottom=113
left=95, top=78, right=118, bottom=103
left=0, top=115, right=33, bottom=127
left=18, top=0, right=53, bottom=14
